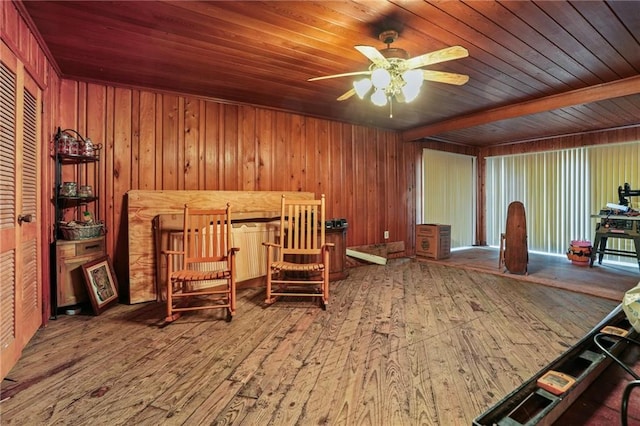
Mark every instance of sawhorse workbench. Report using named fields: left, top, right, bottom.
left=589, top=214, right=640, bottom=271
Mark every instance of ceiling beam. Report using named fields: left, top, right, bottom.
left=402, top=75, right=640, bottom=142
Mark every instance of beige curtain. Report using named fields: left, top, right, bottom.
left=486, top=141, right=639, bottom=265
left=588, top=142, right=640, bottom=263
left=422, top=149, right=476, bottom=248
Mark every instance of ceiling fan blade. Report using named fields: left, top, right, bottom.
left=308, top=70, right=371, bottom=82
left=406, top=46, right=469, bottom=69
left=354, top=45, right=390, bottom=67
left=422, top=70, right=469, bottom=85
left=337, top=88, right=356, bottom=101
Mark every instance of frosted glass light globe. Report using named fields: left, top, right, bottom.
left=353, top=78, right=373, bottom=99
left=402, top=84, right=420, bottom=102
left=371, top=68, right=391, bottom=89
left=402, top=69, right=423, bottom=87
left=371, top=88, right=388, bottom=106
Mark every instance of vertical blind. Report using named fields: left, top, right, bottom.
left=486, top=141, right=640, bottom=265
left=422, top=149, right=476, bottom=248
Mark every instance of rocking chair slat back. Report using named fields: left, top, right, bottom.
left=183, top=206, right=232, bottom=265
left=281, top=199, right=324, bottom=256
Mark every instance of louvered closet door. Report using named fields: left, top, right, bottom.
left=1, top=46, right=43, bottom=380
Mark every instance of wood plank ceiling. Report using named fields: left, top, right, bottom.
left=20, top=0, right=640, bottom=147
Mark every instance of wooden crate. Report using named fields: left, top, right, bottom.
left=416, top=224, right=451, bottom=259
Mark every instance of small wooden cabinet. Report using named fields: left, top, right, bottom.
left=416, top=224, right=451, bottom=260
left=55, top=237, right=106, bottom=307
left=326, top=226, right=348, bottom=281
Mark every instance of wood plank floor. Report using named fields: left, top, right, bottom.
left=1, top=255, right=635, bottom=425
left=429, top=246, right=639, bottom=301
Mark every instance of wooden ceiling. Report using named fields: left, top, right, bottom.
left=20, top=1, right=640, bottom=147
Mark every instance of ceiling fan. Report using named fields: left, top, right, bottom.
left=308, top=30, right=469, bottom=109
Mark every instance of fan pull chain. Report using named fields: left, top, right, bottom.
left=389, top=97, right=393, bottom=118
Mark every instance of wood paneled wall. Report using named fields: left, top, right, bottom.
left=55, top=81, right=420, bottom=286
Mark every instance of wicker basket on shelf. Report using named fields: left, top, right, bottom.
left=58, top=222, right=104, bottom=240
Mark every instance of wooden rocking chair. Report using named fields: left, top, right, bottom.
left=263, top=194, right=333, bottom=309
left=163, top=204, right=239, bottom=323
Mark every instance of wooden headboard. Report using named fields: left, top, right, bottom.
left=127, top=190, right=314, bottom=303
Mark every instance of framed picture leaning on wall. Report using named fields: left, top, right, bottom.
left=82, top=255, right=119, bottom=315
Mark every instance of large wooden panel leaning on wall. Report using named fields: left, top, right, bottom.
left=127, top=190, right=314, bottom=304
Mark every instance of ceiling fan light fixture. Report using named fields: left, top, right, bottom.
left=401, top=84, right=421, bottom=103
left=308, top=30, right=468, bottom=115
left=401, top=69, right=423, bottom=102
left=402, top=69, right=423, bottom=87
left=353, top=78, right=373, bottom=99
left=371, top=68, right=391, bottom=89
left=371, top=88, right=388, bottom=106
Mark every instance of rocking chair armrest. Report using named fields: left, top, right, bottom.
left=322, top=242, right=335, bottom=250
left=263, top=242, right=281, bottom=248
left=162, top=249, right=184, bottom=257
left=228, top=247, right=240, bottom=256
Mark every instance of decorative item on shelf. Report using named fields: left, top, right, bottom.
left=78, top=185, right=93, bottom=198
left=58, top=220, right=104, bottom=240
left=57, top=132, right=71, bottom=154
left=69, top=137, right=79, bottom=155
left=82, top=210, right=93, bottom=223
left=82, top=138, right=95, bottom=157
left=59, top=182, right=77, bottom=197
left=54, top=127, right=101, bottom=158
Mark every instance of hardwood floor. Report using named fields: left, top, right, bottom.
left=430, top=246, right=640, bottom=302
left=1, top=255, right=634, bottom=425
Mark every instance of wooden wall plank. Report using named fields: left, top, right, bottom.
left=138, top=92, right=155, bottom=189
left=305, top=118, right=317, bottom=194
left=112, top=88, right=132, bottom=282
left=197, top=99, right=206, bottom=190
left=366, top=127, right=379, bottom=243
left=290, top=114, right=304, bottom=192
left=256, top=109, right=274, bottom=191
left=220, top=105, right=236, bottom=190
left=183, top=97, right=199, bottom=190
left=342, top=124, right=355, bottom=246
left=162, top=95, right=179, bottom=190
left=240, top=105, right=256, bottom=190
left=273, top=112, right=290, bottom=191
left=130, top=90, right=140, bottom=190
left=317, top=120, right=330, bottom=200
left=86, top=83, right=107, bottom=248
left=328, top=122, right=344, bottom=220
left=203, top=102, right=219, bottom=190
left=154, top=94, right=163, bottom=190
